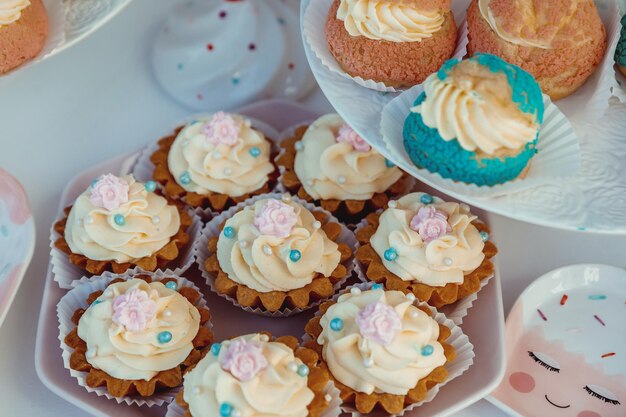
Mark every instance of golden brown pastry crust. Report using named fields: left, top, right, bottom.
left=175, top=334, right=334, bottom=417
left=54, top=204, right=192, bottom=275
left=356, top=212, right=497, bottom=308
left=150, top=127, right=279, bottom=213
left=64, top=275, right=213, bottom=398
left=203, top=210, right=354, bottom=313
left=304, top=298, right=456, bottom=414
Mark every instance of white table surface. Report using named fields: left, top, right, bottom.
left=1, top=0, right=625, bottom=416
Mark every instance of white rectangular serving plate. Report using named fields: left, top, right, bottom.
left=34, top=100, right=506, bottom=417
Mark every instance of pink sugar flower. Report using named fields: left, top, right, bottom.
left=203, top=112, right=241, bottom=146
left=336, top=124, right=371, bottom=152
left=410, top=206, right=452, bottom=242
left=111, top=288, right=157, bottom=332
left=89, top=174, right=130, bottom=211
left=221, top=338, right=268, bottom=382
left=253, top=199, right=298, bottom=238
left=356, top=302, right=403, bottom=346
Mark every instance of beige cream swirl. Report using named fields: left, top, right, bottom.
left=217, top=198, right=341, bottom=293
left=183, top=334, right=314, bottom=417
left=294, top=114, right=402, bottom=200
left=65, top=175, right=181, bottom=263
left=0, top=0, right=30, bottom=26
left=318, top=288, right=446, bottom=395
left=370, top=192, right=485, bottom=286
left=412, top=61, right=539, bottom=154
left=167, top=114, right=274, bottom=197
left=77, top=279, right=200, bottom=381
left=337, top=0, right=445, bottom=42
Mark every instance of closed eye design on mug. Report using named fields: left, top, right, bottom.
left=528, top=351, right=560, bottom=373
left=584, top=385, right=621, bottom=405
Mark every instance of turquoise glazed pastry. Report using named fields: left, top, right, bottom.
left=403, top=53, right=544, bottom=186
left=616, top=15, right=626, bottom=77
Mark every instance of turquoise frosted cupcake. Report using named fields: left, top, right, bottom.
left=403, top=53, right=544, bottom=186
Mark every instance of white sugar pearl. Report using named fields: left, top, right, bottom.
left=213, top=151, right=222, bottom=160
left=86, top=348, right=97, bottom=359
left=388, top=200, right=397, bottom=208
left=324, top=394, right=332, bottom=402
left=363, top=357, right=374, bottom=368
left=259, top=334, right=269, bottom=342
left=192, top=386, right=202, bottom=395
left=337, top=175, right=346, bottom=184
left=239, top=241, right=248, bottom=248
left=306, top=179, right=314, bottom=186
left=263, top=245, right=273, bottom=256
left=152, top=215, right=160, bottom=225
left=84, top=215, right=94, bottom=225
left=224, top=167, right=233, bottom=176
left=104, top=290, right=113, bottom=297
left=406, top=293, right=416, bottom=302
left=288, top=362, right=299, bottom=372
left=443, top=257, right=453, bottom=266
left=282, top=194, right=291, bottom=202
left=163, top=309, right=172, bottom=318
left=312, top=221, right=321, bottom=229
left=295, top=142, right=304, bottom=151
left=231, top=410, right=241, bottom=417
left=182, top=139, right=189, bottom=147
left=350, top=287, right=362, bottom=295
left=410, top=310, right=420, bottom=319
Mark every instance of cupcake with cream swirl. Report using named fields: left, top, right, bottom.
left=62, top=276, right=213, bottom=398
left=54, top=174, right=192, bottom=276
left=202, top=195, right=355, bottom=314
left=355, top=192, right=497, bottom=307
left=403, top=54, right=544, bottom=186
left=304, top=286, right=456, bottom=415
left=151, top=112, right=278, bottom=213
left=175, top=333, right=338, bottom=417
left=278, top=114, right=408, bottom=224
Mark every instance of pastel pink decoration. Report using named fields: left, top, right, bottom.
left=253, top=199, right=298, bottom=238
left=89, top=174, right=130, bottom=211
left=203, top=112, right=241, bottom=146
left=356, top=302, right=403, bottom=346
left=111, top=288, right=157, bottom=332
left=336, top=124, right=371, bottom=152
left=220, top=338, right=269, bottom=382
left=0, top=169, right=32, bottom=225
left=410, top=206, right=452, bottom=242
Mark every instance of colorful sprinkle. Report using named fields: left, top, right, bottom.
left=177, top=63, right=184, bottom=71
left=480, top=231, right=489, bottom=242
left=537, top=309, right=547, bottom=321
left=165, top=281, right=178, bottom=291
left=560, top=294, right=568, bottom=306
left=113, top=214, right=125, bottom=226
left=144, top=180, right=157, bottom=192
left=277, top=17, right=286, bottom=25
left=601, top=352, right=616, bottom=358
left=211, top=343, right=221, bottom=356
left=232, top=77, right=240, bottom=85
left=207, top=43, right=214, bottom=51
left=220, top=402, right=234, bottom=417
left=420, top=194, right=434, bottom=205
left=180, top=172, right=191, bottom=185
left=588, top=294, right=607, bottom=300
left=384, top=247, right=398, bottom=262
left=0, top=225, right=8, bottom=238
left=249, top=147, right=261, bottom=158
left=248, top=43, right=256, bottom=51
left=296, top=364, right=310, bottom=377
left=288, top=62, right=295, bottom=70
left=219, top=10, right=227, bottom=19
left=223, top=226, right=235, bottom=238
left=594, top=315, right=606, bottom=326
left=158, top=331, right=173, bottom=344
left=385, top=159, right=395, bottom=168
left=289, top=249, right=302, bottom=262
left=371, top=283, right=383, bottom=290
left=421, top=344, right=434, bottom=356
left=330, top=318, right=344, bottom=331
left=197, top=93, right=204, bottom=101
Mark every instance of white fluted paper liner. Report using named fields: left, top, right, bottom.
left=50, top=206, right=202, bottom=289
left=303, top=0, right=469, bottom=93
left=381, top=86, right=581, bottom=198
left=132, top=113, right=282, bottom=220
left=195, top=192, right=358, bottom=317
left=165, top=380, right=342, bottom=417
left=57, top=270, right=213, bottom=407
left=352, top=213, right=494, bottom=326
left=302, top=282, right=474, bottom=417
left=460, top=1, right=621, bottom=126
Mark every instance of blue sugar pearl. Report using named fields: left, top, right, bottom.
left=297, top=364, right=310, bottom=377
left=249, top=147, right=261, bottom=158
left=480, top=231, right=489, bottom=242
left=289, top=249, right=302, bottom=262
left=114, top=214, right=125, bottom=226
left=165, top=281, right=178, bottom=291
left=371, top=283, right=383, bottom=290
left=211, top=343, right=221, bottom=356
left=93, top=300, right=102, bottom=305
left=220, top=403, right=234, bottom=417
left=180, top=171, right=191, bottom=185
left=144, top=180, right=157, bottom=192
left=91, top=178, right=99, bottom=188
left=385, top=159, right=395, bottom=168
left=330, top=318, right=344, bottom=332
left=223, top=226, right=236, bottom=239
left=420, top=194, right=434, bottom=205
left=158, top=331, right=173, bottom=344
left=421, top=344, right=434, bottom=356
left=384, top=247, right=398, bottom=262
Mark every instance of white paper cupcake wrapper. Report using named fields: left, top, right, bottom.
left=381, top=87, right=581, bottom=197
left=303, top=282, right=474, bottom=417
left=50, top=207, right=202, bottom=289
left=195, top=192, right=358, bottom=317
left=459, top=0, right=620, bottom=127
left=303, top=0, right=469, bottom=93
left=132, top=113, right=283, bottom=220
left=352, top=212, right=494, bottom=326
left=57, top=271, right=213, bottom=407
left=165, top=380, right=343, bottom=417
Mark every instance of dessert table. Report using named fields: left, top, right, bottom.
left=0, top=0, right=625, bottom=416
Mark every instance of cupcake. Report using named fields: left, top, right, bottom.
left=151, top=112, right=278, bottom=213
left=62, top=276, right=213, bottom=398
left=467, top=0, right=607, bottom=100
left=616, top=15, right=626, bottom=77
left=403, top=53, right=544, bottom=187
left=54, top=174, right=192, bottom=275
left=0, top=0, right=48, bottom=74
left=304, top=286, right=455, bottom=414
left=356, top=192, right=497, bottom=308
left=324, top=0, right=458, bottom=88
left=277, top=114, right=407, bottom=224
left=202, top=195, right=354, bottom=313
left=175, top=333, right=337, bottom=417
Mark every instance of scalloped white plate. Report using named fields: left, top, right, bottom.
left=301, top=0, right=626, bottom=235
